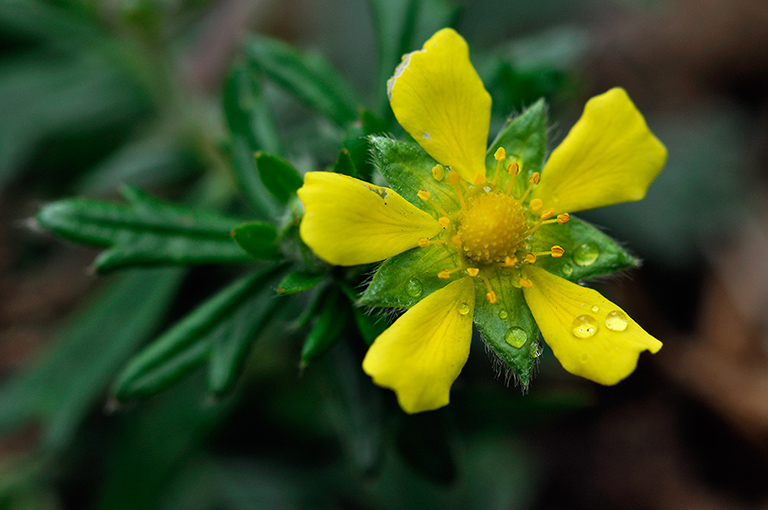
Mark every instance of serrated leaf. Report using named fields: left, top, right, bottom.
left=231, top=221, right=280, bottom=260
left=486, top=99, right=548, bottom=197
left=301, top=288, right=349, bottom=366
left=243, top=34, right=359, bottom=127
left=531, top=216, right=640, bottom=282
left=473, top=276, right=539, bottom=386
left=255, top=152, right=303, bottom=204
left=359, top=244, right=455, bottom=308
left=113, top=265, right=285, bottom=401
left=276, top=271, right=325, bottom=294
left=36, top=186, right=256, bottom=273
left=369, top=136, right=459, bottom=212
left=223, top=60, right=281, bottom=155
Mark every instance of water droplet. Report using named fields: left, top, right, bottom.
left=404, top=278, right=423, bottom=298
left=591, top=305, right=599, bottom=313
left=498, top=310, right=508, bottom=319
left=505, top=327, right=528, bottom=348
left=458, top=302, right=471, bottom=315
left=561, top=264, right=573, bottom=276
left=572, top=314, right=599, bottom=338
left=530, top=342, right=544, bottom=359
left=573, top=242, right=599, bottom=267
left=605, top=310, right=629, bottom=331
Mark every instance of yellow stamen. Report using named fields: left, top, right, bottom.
left=507, top=162, right=520, bottom=175
left=529, top=198, right=543, bottom=212
left=466, top=267, right=480, bottom=277
left=447, top=171, right=461, bottom=186
left=551, top=245, right=565, bottom=257
left=431, top=164, right=445, bottom=181
left=494, top=147, right=506, bottom=161
left=541, top=208, right=555, bottom=220
left=524, top=253, right=537, bottom=264
left=480, top=274, right=497, bottom=304
left=473, top=173, right=486, bottom=186
left=438, top=217, right=450, bottom=228
left=447, top=171, right=467, bottom=210
left=418, top=237, right=429, bottom=248
left=504, top=256, right=518, bottom=267
left=520, top=278, right=533, bottom=288
left=437, top=267, right=462, bottom=280
left=557, top=213, right=570, bottom=224
left=486, top=291, right=497, bottom=304
left=417, top=190, right=431, bottom=201
left=529, top=172, right=541, bottom=185
left=451, top=234, right=463, bottom=246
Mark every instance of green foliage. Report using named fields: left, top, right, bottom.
left=37, top=186, right=255, bottom=272
left=231, top=222, right=280, bottom=261
left=254, top=152, right=303, bottom=204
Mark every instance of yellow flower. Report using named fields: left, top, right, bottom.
left=297, top=28, right=667, bottom=413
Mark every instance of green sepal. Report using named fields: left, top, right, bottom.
left=243, top=34, right=360, bottom=127
left=531, top=216, right=640, bottom=282
left=472, top=274, right=539, bottom=386
left=36, top=186, right=253, bottom=273
left=231, top=221, right=281, bottom=260
left=113, top=265, right=286, bottom=401
left=486, top=99, right=548, bottom=198
left=276, top=270, right=325, bottom=294
left=369, top=136, right=459, bottom=212
left=255, top=152, right=303, bottom=204
left=359, top=244, right=455, bottom=308
left=301, top=287, right=349, bottom=366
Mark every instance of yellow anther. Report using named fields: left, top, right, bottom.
left=451, top=234, right=463, bottom=246
left=418, top=237, right=430, bottom=248
left=447, top=171, right=461, bottom=186
left=472, top=173, right=486, bottom=186
left=524, top=253, right=537, bottom=264
left=432, top=164, right=445, bottom=181
left=438, top=217, right=450, bottom=228
left=529, top=198, right=543, bottom=212
left=486, top=291, right=498, bottom=304
left=551, top=245, right=565, bottom=258
left=494, top=147, right=506, bottom=161
left=541, top=208, right=555, bottom=220
left=520, top=278, right=533, bottom=288
left=467, top=267, right=480, bottom=277
left=504, top=256, right=518, bottom=267
left=507, top=162, right=520, bottom=175
left=557, top=213, right=570, bottom=224
left=437, top=270, right=451, bottom=280
left=417, top=190, right=431, bottom=201
left=529, top=172, right=541, bottom=185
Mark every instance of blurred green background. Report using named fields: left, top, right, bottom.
left=2, top=0, right=768, bottom=508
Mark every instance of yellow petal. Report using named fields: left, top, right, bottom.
left=298, top=172, right=441, bottom=266
left=362, top=277, right=475, bottom=413
left=387, top=28, right=491, bottom=183
left=532, top=87, right=667, bottom=214
left=522, top=265, right=662, bottom=385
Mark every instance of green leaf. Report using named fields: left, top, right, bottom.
left=243, top=34, right=359, bottom=127
left=333, top=148, right=356, bottom=177
left=231, top=221, right=280, bottom=261
left=36, top=186, right=256, bottom=273
left=531, top=216, right=640, bottom=282
left=359, top=244, right=455, bottom=308
left=227, top=136, right=283, bottom=221
left=301, top=288, right=349, bottom=366
left=113, top=265, right=286, bottom=400
left=369, top=136, right=459, bottom=212
left=276, top=271, right=325, bottom=294
left=486, top=99, right=548, bottom=198
left=223, top=60, right=281, bottom=155
left=367, top=0, right=418, bottom=117
left=342, top=109, right=388, bottom=181
left=0, top=269, right=185, bottom=452
left=473, top=275, right=539, bottom=386
left=255, top=152, right=303, bottom=204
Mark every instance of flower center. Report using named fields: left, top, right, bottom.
left=458, top=191, right=526, bottom=264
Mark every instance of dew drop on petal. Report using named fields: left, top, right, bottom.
left=505, top=327, right=528, bottom=348
left=404, top=278, right=423, bottom=298
left=498, top=310, right=508, bottom=319
left=572, top=314, right=599, bottom=338
left=605, top=310, right=629, bottom=331
left=573, top=242, right=599, bottom=267
left=458, top=302, right=471, bottom=315
left=561, top=264, right=573, bottom=276
left=591, top=305, right=599, bottom=313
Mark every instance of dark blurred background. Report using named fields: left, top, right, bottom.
left=2, top=0, right=768, bottom=508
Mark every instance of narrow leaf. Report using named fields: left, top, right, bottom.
left=277, top=271, right=325, bottom=294
left=231, top=221, right=280, bottom=260
left=255, top=152, right=303, bottom=204
left=243, top=34, right=360, bottom=127
left=333, top=148, right=356, bottom=177
left=301, top=288, right=349, bottom=366
left=227, top=136, right=283, bottom=221
left=36, top=186, right=255, bottom=273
